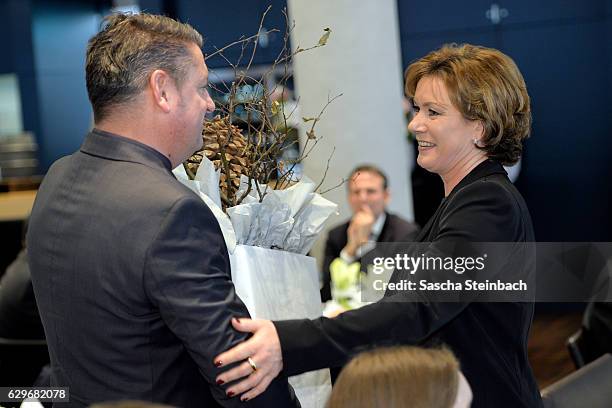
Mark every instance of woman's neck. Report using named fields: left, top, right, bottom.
left=440, top=155, right=488, bottom=196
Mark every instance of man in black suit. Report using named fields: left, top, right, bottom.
left=320, top=165, right=419, bottom=302
left=26, top=13, right=298, bottom=407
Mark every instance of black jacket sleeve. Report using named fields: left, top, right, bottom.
left=274, top=179, right=524, bottom=376
left=146, top=196, right=299, bottom=407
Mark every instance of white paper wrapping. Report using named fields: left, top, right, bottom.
left=173, top=164, right=237, bottom=252
left=173, top=160, right=337, bottom=407
left=174, top=158, right=338, bottom=255
left=230, top=245, right=331, bottom=408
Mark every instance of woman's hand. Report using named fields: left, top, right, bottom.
left=214, top=317, right=283, bottom=401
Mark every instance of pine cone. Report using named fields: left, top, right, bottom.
left=185, top=116, right=251, bottom=206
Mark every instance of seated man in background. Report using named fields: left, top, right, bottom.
left=321, top=164, right=419, bottom=304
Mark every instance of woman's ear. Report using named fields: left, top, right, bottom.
left=473, top=121, right=485, bottom=146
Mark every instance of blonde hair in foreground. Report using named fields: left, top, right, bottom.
left=327, top=346, right=460, bottom=408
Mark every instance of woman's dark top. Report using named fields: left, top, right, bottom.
left=274, top=160, right=543, bottom=408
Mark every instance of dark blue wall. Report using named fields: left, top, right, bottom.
left=172, top=0, right=288, bottom=68
left=32, top=0, right=100, bottom=170
left=138, top=0, right=164, bottom=14
left=398, top=0, right=612, bottom=241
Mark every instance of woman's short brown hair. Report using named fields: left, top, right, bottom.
left=327, top=346, right=460, bottom=408
left=405, top=44, right=531, bottom=165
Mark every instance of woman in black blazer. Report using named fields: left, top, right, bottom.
left=215, top=44, right=542, bottom=407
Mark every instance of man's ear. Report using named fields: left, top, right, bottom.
left=383, top=188, right=390, bottom=205
left=149, top=69, right=175, bottom=113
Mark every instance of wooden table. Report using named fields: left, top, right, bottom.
left=0, top=190, right=37, bottom=221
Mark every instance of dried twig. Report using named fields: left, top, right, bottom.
left=187, top=7, right=340, bottom=208
left=314, top=146, right=335, bottom=192
left=319, top=178, right=349, bottom=195
left=205, top=29, right=279, bottom=61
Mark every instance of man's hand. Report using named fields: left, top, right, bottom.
left=344, top=205, right=375, bottom=256
left=214, top=318, right=283, bottom=401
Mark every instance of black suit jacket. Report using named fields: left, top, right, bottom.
left=27, top=130, right=298, bottom=407
left=274, top=160, right=542, bottom=408
left=320, top=213, right=419, bottom=302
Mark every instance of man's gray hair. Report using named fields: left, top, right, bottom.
left=86, top=13, right=203, bottom=122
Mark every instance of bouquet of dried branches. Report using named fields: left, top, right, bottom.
left=182, top=6, right=341, bottom=211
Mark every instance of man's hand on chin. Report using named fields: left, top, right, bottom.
left=345, top=205, right=375, bottom=256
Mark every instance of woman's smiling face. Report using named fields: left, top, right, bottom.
left=408, top=75, right=483, bottom=177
